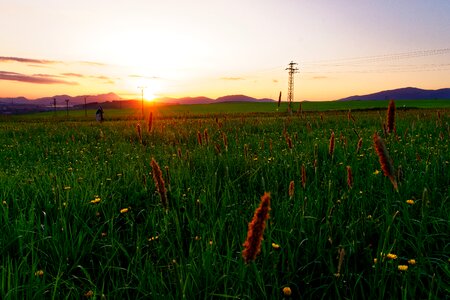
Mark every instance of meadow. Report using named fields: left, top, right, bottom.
left=0, top=101, right=449, bottom=299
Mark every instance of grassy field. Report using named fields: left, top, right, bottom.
left=3, top=99, right=450, bottom=122
left=0, top=102, right=449, bottom=299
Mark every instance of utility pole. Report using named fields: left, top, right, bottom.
left=65, top=99, right=69, bottom=117
left=285, top=61, right=299, bottom=114
left=138, top=86, right=147, bottom=119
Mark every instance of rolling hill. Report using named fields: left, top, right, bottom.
left=338, top=87, right=450, bottom=101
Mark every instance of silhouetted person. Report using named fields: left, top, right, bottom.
left=96, top=106, right=104, bottom=122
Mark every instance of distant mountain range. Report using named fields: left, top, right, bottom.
left=338, top=87, right=450, bottom=101
left=0, top=92, right=121, bottom=106
left=154, top=94, right=275, bottom=105
left=0, top=93, right=275, bottom=107
left=1, top=87, right=449, bottom=112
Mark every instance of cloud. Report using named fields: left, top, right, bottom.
left=0, top=56, right=61, bottom=64
left=272, top=79, right=279, bottom=83
left=311, top=76, right=329, bottom=80
left=129, top=74, right=161, bottom=80
left=60, top=73, right=115, bottom=84
left=0, top=56, right=108, bottom=67
left=0, top=71, right=78, bottom=85
left=78, top=61, right=108, bottom=67
left=220, top=77, right=245, bottom=81
left=62, top=73, right=85, bottom=78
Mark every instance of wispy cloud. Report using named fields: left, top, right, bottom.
left=272, top=79, right=278, bottom=83
left=62, top=72, right=85, bottom=78
left=60, top=73, right=115, bottom=84
left=78, top=61, right=108, bottom=67
left=0, top=56, right=61, bottom=64
left=220, top=77, right=245, bottom=81
left=129, top=74, right=161, bottom=80
left=0, top=71, right=78, bottom=85
left=311, top=76, right=329, bottom=80
left=0, top=56, right=109, bottom=67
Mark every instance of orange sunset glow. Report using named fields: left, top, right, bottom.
left=1, top=0, right=450, bottom=101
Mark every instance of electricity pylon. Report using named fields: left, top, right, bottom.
left=286, top=61, right=299, bottom=114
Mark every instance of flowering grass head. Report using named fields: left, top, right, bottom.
left=242, top=192, right=271, bottom=263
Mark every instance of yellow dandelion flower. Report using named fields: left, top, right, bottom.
left=373, top=170, right=380, bottom=175
left=272, top=243, right=281, bottom=250
left=398, top=265, right=408, bottom=271
left=406, top=199, right=415, bottom=205
left=63, top=186, right=71, bottom=190
left=90, top=198, right=101, bottom=204
left=120, top=208, right=129, bottom=214
left=386, top=253, right=397, bottom=260
left=282, top=286, right=292, bottom=296
left=34, top=270, right=44, bottom=277
left=408, top=259, right=416, bottom=265
left=373, top=258, right=378, bottom=264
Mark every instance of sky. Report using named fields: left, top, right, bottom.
left=1, top=0, right=450, bottom=101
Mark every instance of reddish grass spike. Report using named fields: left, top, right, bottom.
left=289, top=181, right=295, bottom=198
left=346, top=166, right=353, bottom=189
left=386, top=100, right=396, bottom=134
left=301, top=164, right=306, bottom=189
left=197, top=131, right=202, bottom=146
left=150, top=158, right=168, bottom=210
left=329, top=131, right=335, bottom=156
left=373, top=133, right=398, bottom=190
left=242, top=192, right=271, bottom=263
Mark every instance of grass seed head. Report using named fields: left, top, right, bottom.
left=151, top=158, right=168, bottom=211
left=242, top=192, right=271, bottom=263
left=387, top=99, right=396, bottom=134
left=373, top=132, right=398, bottom=190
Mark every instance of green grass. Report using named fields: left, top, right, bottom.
left=3, top=99, right=450, bottom=122
left=0, top=104, right=449, bottom=299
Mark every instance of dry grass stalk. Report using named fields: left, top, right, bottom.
left=177, top=147, right=182, bottom=159
left=286, top=135, right=293, bottom=149
left=164, top=166, right=170, bottom=186
left=244, top=144, right=249, bottom=158
left=242, top=192, right=271, bottom=263
left=197, top=131, right=202, bottom=146
left=356, top=137, right=363, bottom=153
left=348, top=109, right=355, bottom=123
left=386, top=100, right=396, bottom=133
left=136, top=123, right=142, bottom=144
left=335, top=247, right=346, bottom=277
left=373, top=133, right=398, bottom=190
left=203, top=128, right=209, bottom=145
left=301, top=164, right=306, bottom=189
left=346, top=166, right=353, bottom=189
left=222, top=132, right=228, bottom=151
left=150, top=158, right=168, bottom=210
left=214, top=143, right=221, bottom=154
left=148, top=112, right=153, bottom=132
left=329, top=131, right=335, bottom=156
